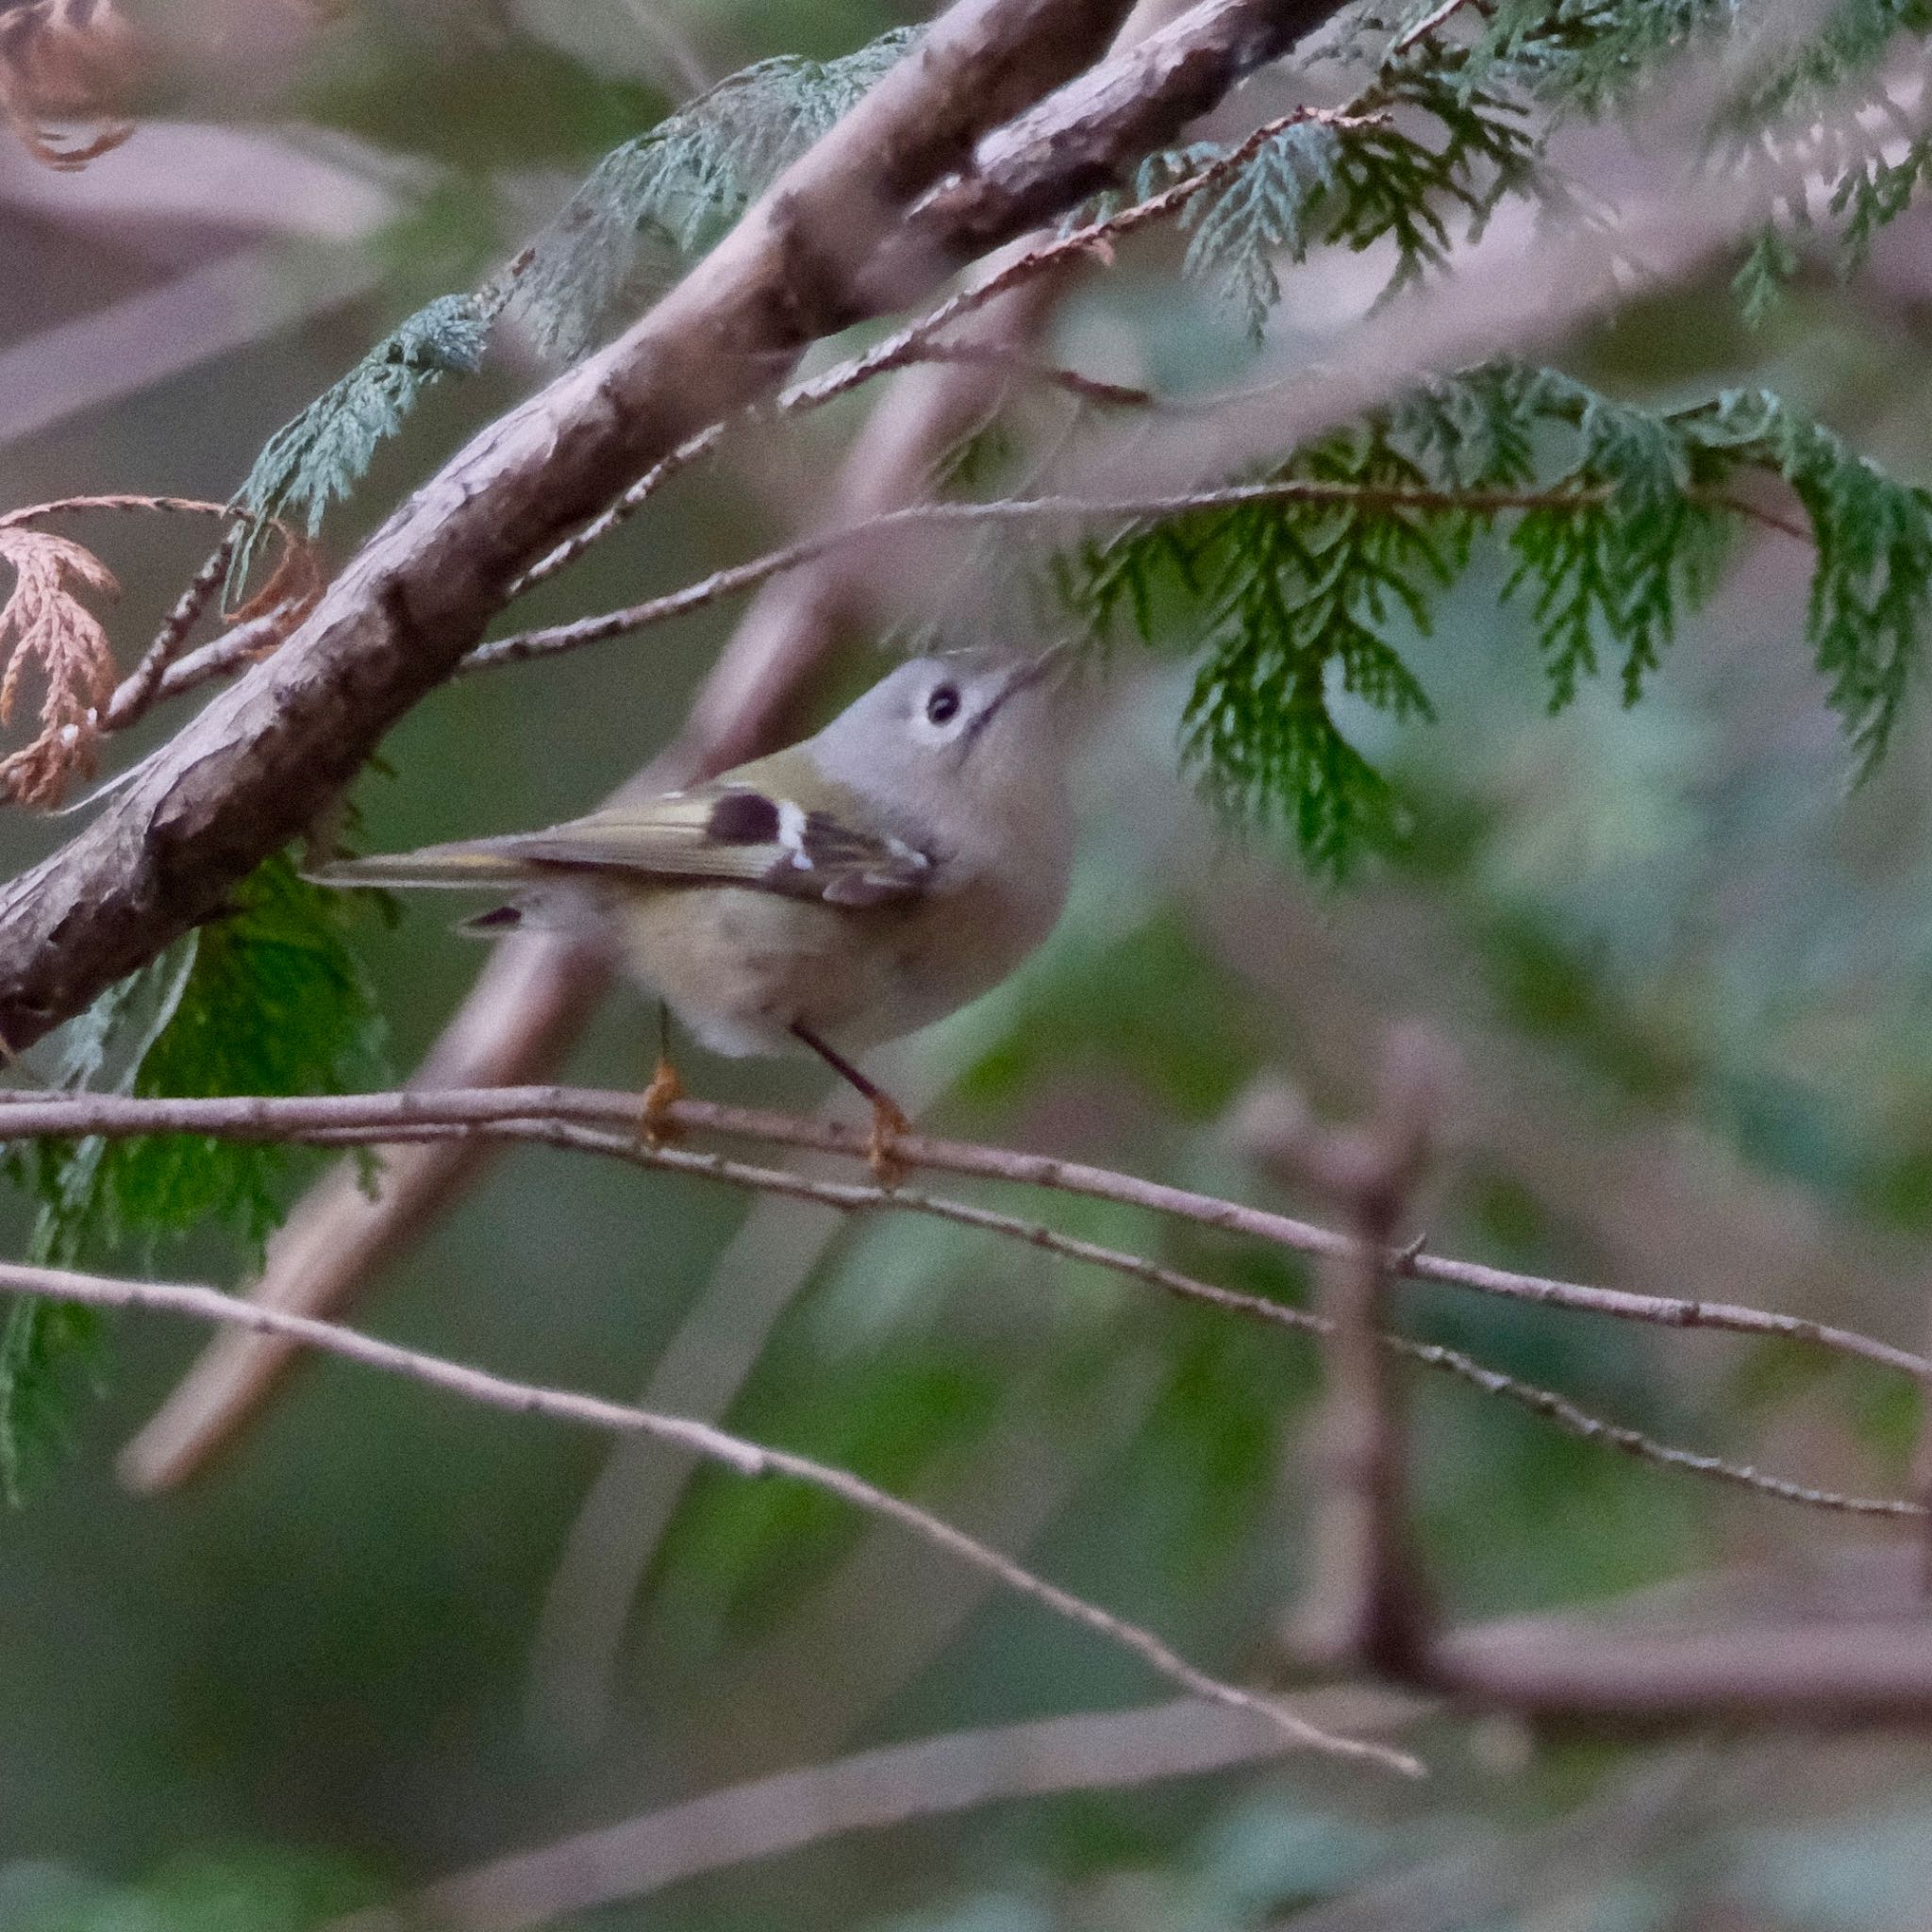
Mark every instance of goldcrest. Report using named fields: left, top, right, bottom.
left=320, top=653, right=1074, bottom=1153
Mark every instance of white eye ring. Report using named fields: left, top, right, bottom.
left=924, top=684, right=961, bottom=726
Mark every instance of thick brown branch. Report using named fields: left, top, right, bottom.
left=0, top=1255, right=1418, bottom=1776
left=0, top=0, right=1314, bottom=1052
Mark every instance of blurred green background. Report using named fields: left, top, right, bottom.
left=3, top=3, right=1932, bottom=1927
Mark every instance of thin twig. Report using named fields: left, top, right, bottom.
left=0, top=1256, right=1420, bottom=1777
left=1, top=1086, right=1925, bottom=1386
left=506, top=106, right=1380, bottom=597
left=102, top=527, right=244, bottom=733
left=471, top=478, right=1809, bottom=672
left=0, top=493, right=233, bottom=530
left=213, top=1112, right=1924, bottom=1521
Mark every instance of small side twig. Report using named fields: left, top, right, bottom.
left=101, top=527, right=243, bottom=733
left=0, top=1256, right=1420, bottom=1779
left=505, top=106, right=1380, bottom=598
left=469, top=477, right=1809, bottom=674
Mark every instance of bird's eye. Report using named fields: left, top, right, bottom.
left=924, top=684, right=961, bottom=726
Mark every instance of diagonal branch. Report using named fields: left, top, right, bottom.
left=401, top=1690, right=1419, bottom=1931
left=0, top=0, right=1331, bottom=1054
left=0, top=1255, right=1421, bottom=1778
left=230, top=1108, right=1932, bottom=1523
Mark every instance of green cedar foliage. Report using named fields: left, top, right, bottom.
left=0, top=858, right=388, bottom=1498
left=222, top=26, right=921, bottom=573
left=1058, top=366, right=1932, bottom=876
left=505, top=26, right=921, bottom=362
left=227, top=293, right=494, bottom=598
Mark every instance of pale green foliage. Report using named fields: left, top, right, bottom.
left=1831, top=135, right=1932, bottom=269
left=1124, top=59, right=1541, bottom=338
left=227, top=293, right=494, bottom=596
left=0, top=858, right=389, bottom=1498
left=507, top=26, right=920, bottom=362
left=1058, top=365, right=1932, bottom=876
left=1180, top=123, right=1344, bottom=337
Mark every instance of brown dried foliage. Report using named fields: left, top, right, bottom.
left=0, top=525, right=119, bottom=806
left=230, top=526, right=324, bottom=638
left=0, top=0, right=137, bottom=170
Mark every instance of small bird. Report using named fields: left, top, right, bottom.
left=318, top=652, right=1074, bottom=1176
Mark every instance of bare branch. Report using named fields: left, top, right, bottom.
left=0, top=1255, right=1421, bottom=1777
left=305, top=1110, right=1931, bottom=1524
left=1429, top=1600, right=1932, bottom=1724
left=105, top=527, right=244, bottom=732
left=1, top=1084, right=1924, bottom=1384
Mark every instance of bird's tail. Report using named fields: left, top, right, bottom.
left=308, top=841, right=539, bottom=891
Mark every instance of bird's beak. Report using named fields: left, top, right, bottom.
left=999, top=644, right=1075, bottom=707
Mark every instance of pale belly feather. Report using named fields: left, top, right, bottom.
left=607, top=871, right=1057, bottom=1058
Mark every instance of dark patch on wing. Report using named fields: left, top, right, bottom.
left=708, top=790, right=781, bottom=844
left=459, top=904, right=524, bottom=934
left=787, top=810, right=936, bottom=906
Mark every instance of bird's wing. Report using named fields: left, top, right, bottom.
left=347, top=782, right=939, bottom=909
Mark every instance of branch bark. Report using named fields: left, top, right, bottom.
left=0, top=0, right=1328, bottom=1052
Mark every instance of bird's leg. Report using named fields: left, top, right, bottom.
left=791, top=1023, right=910, bottom=1188
left=639, top=1002, right=686, bottom=1147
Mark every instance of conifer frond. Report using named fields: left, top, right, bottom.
left=228, top=293, right=495, bottom=597
left=0, top=857, right=389, bottom=1494
left=507, top=25, right=920, bottom=362
left=1138, top=27, right=1544, bottom=336
left=1058, top=364, right=1932, bottom=875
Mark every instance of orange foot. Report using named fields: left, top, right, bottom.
left=867, top=1093, right=911, bottom=1190
left=639, top=1056, right=687, bottom=1147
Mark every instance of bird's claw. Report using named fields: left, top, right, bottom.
left=639, top=1057, right=687, bottom=1147
left=867, top=1094, right=911, bottom=1189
